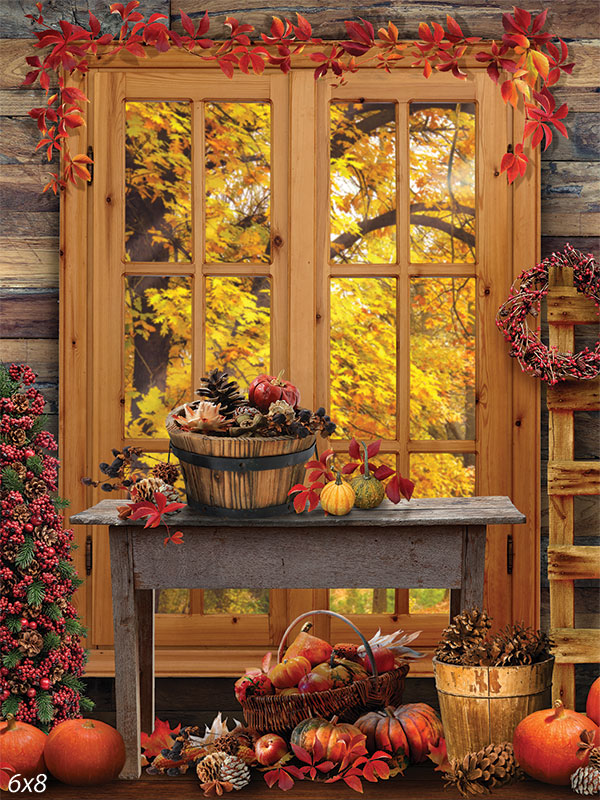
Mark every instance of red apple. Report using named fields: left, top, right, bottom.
left=297, top=671, right=333, bottom=694
left=255, top=733, right=289, bottom=766
left=361, top=645, right=395, bottom=674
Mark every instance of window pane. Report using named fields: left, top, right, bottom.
left=124, top=276, right=192, bottom=438
left=410, top=452, right=475, bottom=497
left=410, top=277, right=475, bottom=440
left=205, top=102, right=271, bottom=263
left=203, top=590, right=269, bottom=615
left=205, top=276, right=270, bottom=393
left=125, top=101, right=192, bottom=262
left=409, top=588, right=449, bottom=615
left=330, top=589, right=395, bottom=615
left=330, top=278, right=396, bottom=439
left=156, top=589, right=190, bottom=614
left=409, top=102, right=475, bottom=263
left=330, top=102, right=396, bottom=263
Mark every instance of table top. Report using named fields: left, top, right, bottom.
left=71, top=496, right=525, bottom=528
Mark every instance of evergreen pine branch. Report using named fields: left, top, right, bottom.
left=79, top=695, right=95, bottom=711
left=2, top=695, right=20, bottom=718
left=26, top=454, right=44, bottom=476
left=60, top=673, right=85, bottom=693
left=43, top=603, right=62, bottom=621
left=42, top=631, right=61, bottom=652
left=15, top=536, right=35, bottom=569
left=36, top=691, right=55, bottom=724
left=2, top=649, right=22, bottom=669
left=1, top=466, right=25, bottom=493
left=58, top=559, right=76, bottom=579
left=65, top=618, right=86, bottom=637
left=27, top=414, right=48, bottom=440
left=26, top=580, right=45, bottom=606
left=5, top=616, right=22, bottom=633
left=0, top=365, right=18, bottom=398
left=52, top=495, right=71, bottom=510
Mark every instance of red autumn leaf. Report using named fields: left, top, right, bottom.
left=341, top=461, right=359, bottom=475
left=373, top=464, right=394, bottom=481
left=164, top=529, right=184, bottom=546
left=428, top=737, right=450, bottom=772
left=343, top=774, right=364, bottom=792
left=348, top=437, right=360, bottom=459
left=61, top=86, right=89, bottom=103
left=366, top=440, right=381, bottom=459
left=140, top=717, right=181, bottom=758
left=128, top=491, right=186, bottom=528
left=0, top=764, right=16, bottom=793
left=500, top=142, right=528, bottom=183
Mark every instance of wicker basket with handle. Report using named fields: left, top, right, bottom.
left=241, top=610, right=409, bottom=734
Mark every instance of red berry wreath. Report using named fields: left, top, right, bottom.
left=496, top=244, right=599, bottom=385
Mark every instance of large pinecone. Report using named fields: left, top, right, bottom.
left=488, top=623, right=553, bottom=667
left=34, top=525, right=59, bottom=546
left=213, top=728, right=260, bottom=764
left=25, top=477, right=47, bottom=499
left=150, top=462, right=180, bottom=486
left=444, top=742, right=520, bottom=798
left=18, top=629, right=44, bottom=656
left=572, top=765, right=600, bottom=796
left=12, top=504, right=31, bottom=524
left=435, top=608, right=491, bottom=665
left=219, top=755, right=251, bottom=790
left=132, top=476, right=179, bottom=504
left=197, top=752, right=228, bottom=783
left=196, top=370, right=245, bottom=421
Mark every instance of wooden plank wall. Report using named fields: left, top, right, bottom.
left=1, top=0, right=598, bottom=707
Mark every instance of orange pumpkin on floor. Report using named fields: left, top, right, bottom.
left=355, top=703, right=443, bottom=763
left=587, top=677, right=600, bottom=725
left=513, top=700, right=599, bottom=785
left=0, top=715, right=46, bottom=778
left=290, top=715, right=366, bottom=763
left=44, top=719, right=126, bottom=785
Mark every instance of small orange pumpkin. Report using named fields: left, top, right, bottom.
left=320, top=472, right=355, bottom=516
left=268, top=655, right=311, bottom=689
left=355, top=703, right=443, bottom=763
left=0, top=715, right=46, bottom=779
left=290, top=716, right=366, bottom=763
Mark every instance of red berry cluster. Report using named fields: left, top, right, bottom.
left=0, top=363, right=91, bottom=730
left=496, top=245, right=600, bottom=384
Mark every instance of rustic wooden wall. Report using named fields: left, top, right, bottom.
left=1, top=0, right=598, bottom=706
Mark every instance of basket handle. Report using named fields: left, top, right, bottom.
left=276, top=609, right=378, bottom=678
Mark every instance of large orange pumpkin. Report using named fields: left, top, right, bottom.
left=290, top=716, right=366, bottom=763
left=44, top=719, right=126, bottom=785
left=268, top=655, right=311, bottom=689
left=355, top=703, right=443, bottom=763
left=586, top=677, right=600, bottom=725
left=284, top=622, right=333, bottom=667
left=0, top=715, right=46, bottom=778
left=513, top=700, right=599, bottom=785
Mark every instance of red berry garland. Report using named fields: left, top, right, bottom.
left=496, top=244, right=600, bottom=385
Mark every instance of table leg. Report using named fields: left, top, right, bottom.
left=109, top=527, right=141, bottom=779
left=459, top=525, right=487, bottom=610
left=136, top=589, right=155, bottom=738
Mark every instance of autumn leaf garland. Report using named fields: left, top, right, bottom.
left=23, top=2, right=574, bottom=194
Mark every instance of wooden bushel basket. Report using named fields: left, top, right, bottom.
left=433, top=656, right=554, bottom=760
left=241, top=611, right=410, bottom=734
left=166, top=403, right=316, bottom=516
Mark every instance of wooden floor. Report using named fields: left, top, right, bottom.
left=26, top=766, right=573, bottom=799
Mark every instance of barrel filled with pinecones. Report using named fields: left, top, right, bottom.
left=166, top=370, right=316, bottom=516
left=433, top=608, right=554, bottom=761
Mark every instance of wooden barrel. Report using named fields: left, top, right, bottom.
left=433, top=657, right=554, bottom=760
left=166, top=407, right=316, bottom=516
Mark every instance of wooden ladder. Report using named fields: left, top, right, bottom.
left=547, top=263, right=600, bottom=708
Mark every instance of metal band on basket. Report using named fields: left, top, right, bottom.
left=170, top=441, right=316, bottom=472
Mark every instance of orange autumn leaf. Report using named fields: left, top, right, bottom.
left=140, top=717, right=181, bottom=758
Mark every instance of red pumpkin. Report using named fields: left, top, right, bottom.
left=234, top=672, right=274, bottom=703
left=513, top=700, right=599, bottom=785
left=0, top=715, right=46, bottom=778
left=356, top=703, right=443, bottom=763
left=44, top=719, right=126, bottom=785
left=248, top=371, right=300, bottom=413
left=285, top=622, right=333, bottom=667
left=269, top=656, right=311, bottom=689
left=586, top=677, right=600, bottom=725
left=290, top=716, right=366, bottom=763
left=297, top=671, right=333, bottom=693
left=361, top=646, right=395, bottom=674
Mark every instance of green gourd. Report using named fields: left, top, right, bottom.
left=349, top=441, right=385, bottom=509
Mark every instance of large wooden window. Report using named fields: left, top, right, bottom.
left=61, top=56, right=539, bottom=677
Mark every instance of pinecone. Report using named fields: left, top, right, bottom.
left=8, top=428, right=26, bottom=447
left=132, top=476, right=180, bottom=504
left=12, top=394, right=30, bottom=414
left=571, top=766, right=600, bottom=796
left=213, top=728, right=259, bottom=764
left=12, top=504, right=31, bottom=524
left=17, top=629, right=44, bottom=656
left=150, top=462, right=180, bottom=486
left=444, top=742, right=520, bottom=798
left=197, top=752, right=229, bottom=783
left=34, top=525, right=58, bottom=546
left=49, top=664, right=65, bottom=682
left=435, top=608, right=491, bottom=665
left=11, top=462, right=27, bottom=481
left=25, top=477, right=47, bottom=499
left=488, top=623, right=553, bottom=667
left=2, top=541, right=19, bottom=561
left=196, top=370, right=246, bottom=421
left=219, top=754, right=251, bottom=790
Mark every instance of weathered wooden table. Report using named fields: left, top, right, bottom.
left=71, top=496, right=525, bottom=779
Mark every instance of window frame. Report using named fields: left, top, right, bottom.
left=60, top=48, right=540, bottom=677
